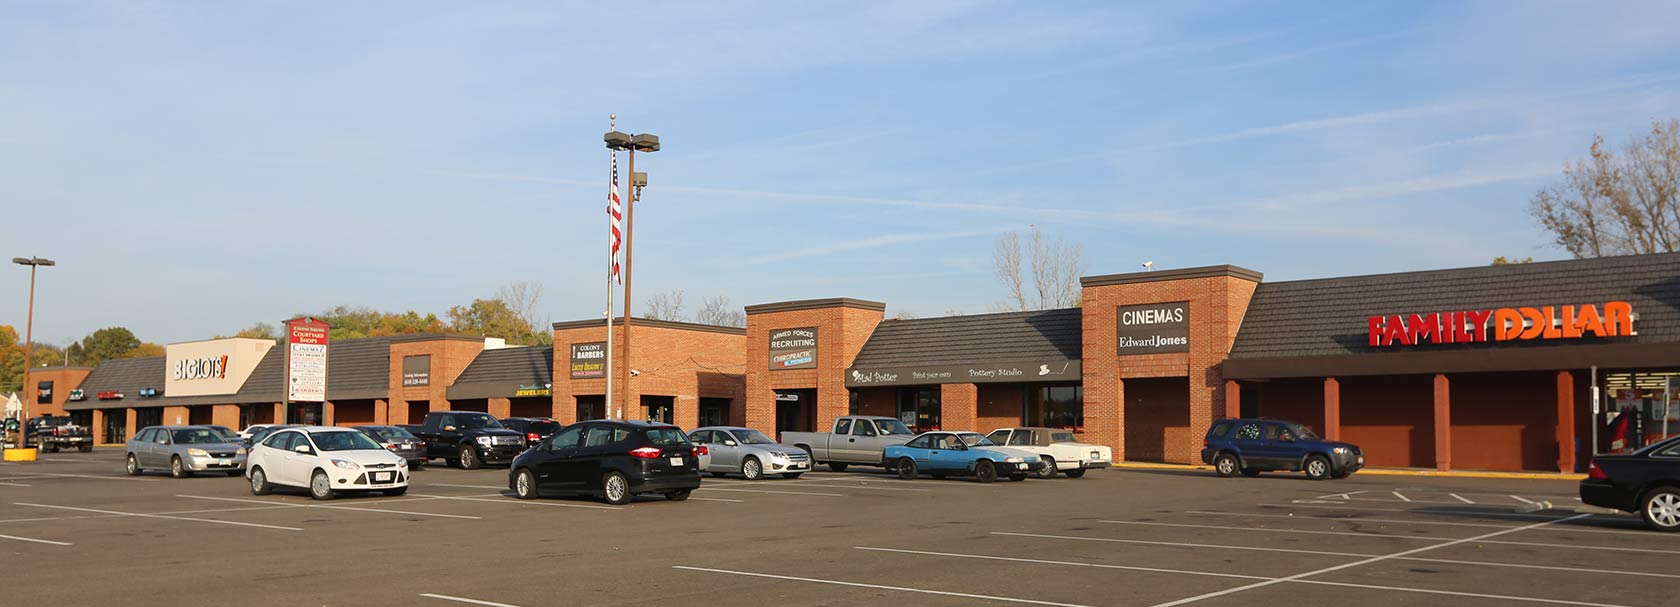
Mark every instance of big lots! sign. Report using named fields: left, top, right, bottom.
left=1368, top=301, right=1635, bottom=347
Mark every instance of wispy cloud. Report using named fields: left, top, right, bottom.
left=1202, top=28, right=1420, bottom=73
left=751, top=228, right=1010, bottom=264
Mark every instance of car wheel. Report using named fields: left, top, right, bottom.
left=310, top=470, right=337, bottom=500
left=1037, top=456, right=1058, bottom=479
left=249, top=467, right=272, bottom=495
left=1304, top=455, right=1332, bottom=481
left=1063, top=469, right=1086, bottom=479
left=170, top=456, right=192, bottom=479
left=828, top=462, right=849, bottom=472
left=741, top=456, right=763, bottom=481
left=782, top=473, right=803, bottom=479
left=1214, top=453, right=1240, bottom=478
left=1640, top=486, right=1680, bottom=532
left=514, top=468, right=538, bottom=500
left=383, top=486, right=408, bottom=497
left=1008, top=474, right=1026, bottom=481
left=975, top=460, right=997, bottom=484
left=458, top=445, right=480, bottom=470
left=602, top=471, right=631, bottom=505
left=665, top=489, right=692, bottom=502
left=1241, top=468, right=1262, bottom=477
left=896, top=457, right=918, bottom=480
left=125, top=454, right=141, bottom=476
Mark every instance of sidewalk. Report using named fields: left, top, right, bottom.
left=1113, top=460, right=1586, bottom=481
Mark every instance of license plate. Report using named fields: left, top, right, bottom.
left=373, top=472, right=391, bottom=482
left=791, top=463, right=808, bottom=469
left=401, top=443, right=412, bottom=450
left=668, top=457, right=684, bottom=466
left=1358, top=456, right=1365, bottom=465
left=1017, top=463, right=1029, bottom=469
left=218, top=459, right=230, bottom=466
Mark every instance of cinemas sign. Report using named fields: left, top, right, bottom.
left=1115, top=302, right=1190, bottom=354
left=1368, top=301, right=1635, bottom=347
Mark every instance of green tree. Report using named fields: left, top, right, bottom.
left=217, top=322, right=280, bottom=343
left=76, top=327, right=142, bottom=366
left=0, top=326, right=22, bottom=393
left=448, top=299, right=545, bottom=345
left=122, top=343, right=166, bottom=359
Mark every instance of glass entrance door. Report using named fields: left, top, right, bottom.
left=897, top=387, right=941, bottom=433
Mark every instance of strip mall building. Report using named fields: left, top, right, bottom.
left=24, top=252, right=1680, bottom=473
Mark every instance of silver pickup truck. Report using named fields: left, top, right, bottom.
left=782, top=416, right=915, bottom=472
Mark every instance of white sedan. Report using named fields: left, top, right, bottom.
left=246, top=426, right=410, bottom=500
left=984, top=427, right=1113, bottom=478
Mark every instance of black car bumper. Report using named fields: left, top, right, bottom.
left=628, top=471, right=702, bottom=494
left=1580, top=479, right=1632, bottom=512
left=1332, top=451, right=1365, bottom=474
left=1199, top=448, right=1218, bottom=465
left=476, top=445, right=525, bottom=464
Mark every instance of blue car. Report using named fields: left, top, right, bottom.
left=1200, top=418, right=1363, bottom=481
left=884, top=431, right=1045, bottom=483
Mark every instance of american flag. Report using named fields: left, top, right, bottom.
left=607, top=152, right=622, bottom=283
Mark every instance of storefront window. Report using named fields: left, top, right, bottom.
left=897, top=387, right=941, bottom=433
left=1025, top=384, right=1082, bottom=432
left=1604, top=371, right=1680, bottom=446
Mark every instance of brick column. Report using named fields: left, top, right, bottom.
left=1323, top=377, right=1341, bottom=441
left=488, top=398, right=511, bottom=419
left=1223, top=380, right=1240, bottom=420
left=1557, top=371, right=1576, bottom=473
left=211, top=405, right=240, bottom=430
left=322, top=401, right=336, bottom=426
left=374, top=399, right=389, bottom=425
left=1433, top=374, right=1452, bottom=472
left=940, top=383, right=978, bottom=432
left=164, top=405, right=190, bottom=426
left=272, top=403, right=285, bottom=426
left=124, top=408, right=137, bottom=441
left=388, top=400, right=408, bottom=426
left=92, top=409, right=107, bottom=444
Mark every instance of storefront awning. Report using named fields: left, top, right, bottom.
left=846, top=308, right=1082, bottom=387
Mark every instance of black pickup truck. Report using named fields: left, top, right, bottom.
left=401, top=411, right=526, bottom=470
left=25, top=415, right=93, bottom=453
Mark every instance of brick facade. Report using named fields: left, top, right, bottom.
left=388, top=335, right=485, bottom=425
left=22, top=367, right=92, bottom=418
left=552, top=318, right=746, bottom=429
left=744, top=299, right=884, bottom=435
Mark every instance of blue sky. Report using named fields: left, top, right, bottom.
left=4, top=1, right=1679, bottom=345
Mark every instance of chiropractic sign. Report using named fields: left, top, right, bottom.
left=1115, top=302, right=1190, bottom=354
left=1367, top=301, right=1635, bottom=347
left=769, top=327, right=819, bottom=370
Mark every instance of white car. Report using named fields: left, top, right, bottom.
left=246, top=426, right=410, bottom=500
left=984, top=427, right=1113, bottom=479
left=238, top=424, right=275, bottom=441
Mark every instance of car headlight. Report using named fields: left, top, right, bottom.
left=187, top=448, right=209, bottom=457
left=769, top=451, right=787, bottom=459
left=475, top=436, right=493, bottom=446
left=398, top=459, right=409, bottom=468
left=1004, top=457, right=1024, bottom=463
left=331, top=459, right=360, bottom=470
left=1332, top=447, right=1349, bottom=454
left=236, top=447, right=248, bottom=455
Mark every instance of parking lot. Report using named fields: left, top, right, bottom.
left=0, top=450, right=1669, bottom=607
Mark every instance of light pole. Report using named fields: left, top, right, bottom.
left=11, top=256, right=55, bottom=448
left=602, top=129, right=659, bottom=419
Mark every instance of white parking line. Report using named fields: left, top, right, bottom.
left=706, top=480, right=930, bottom=492
left=427, top=483, right=508, bottom=490
left=689, top=496, right=745, bottom=503
left=1512, top=495, right=1537, bottom=505
left=0, top=481, right=30, bottom=487
left=989, top=531, right=1680, bottom=579
left=419, top=593, right=527, bottom=607
left=870, top=545, right=1629, bottom=606
left=1449, top=493, right=1474, bottom=504
left=1259, top=502, right=1588, bottom=520
left=17, top=502, right=304, bottom=531
left=25, top=473, right=156, bottom=482
left=694, top=487, right=843, bottom=497
left=409, top=494, right=621, bottom=511
left=672, top=566, right=1097, bottom=607
left=1315, top=490, right=1368, bottom=499
left=1103, top=519, right=1674, bottom=554
left=1147, top=514, right=1594, bottom=607
left=1392, top=490, right=1412, bottom=502
left=176, top=495, right=482, bottom=519
left=0, top=532, right=71, bottom=546
left=1189, top=510, right=1662, bottom=538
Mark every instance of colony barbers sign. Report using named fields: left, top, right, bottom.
left=1116, top=301, right=1190, bottom=354
left=846, top=360, right=1080, bottom=387
left=570, top=342, right=606, bottom=379
left=770, top=327, right=818, bottom=370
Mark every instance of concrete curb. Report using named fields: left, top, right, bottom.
left=1111, top=461, right=1586, bottom=481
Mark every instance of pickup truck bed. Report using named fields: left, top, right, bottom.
left=782, top=416, right=913, bottom=471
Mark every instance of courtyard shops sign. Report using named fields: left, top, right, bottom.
left=1368, top=301, right=1636, bottom=347
left=845, top=360, right=1080, bottom=388
left=769, top=327, right=818, bottom=370
left=1116, top=302, right=1190, bottom=354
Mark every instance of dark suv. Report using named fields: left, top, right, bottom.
left=508, top=420, right=702, bottom=505
left=1201, top=418, right=1363, bottom=480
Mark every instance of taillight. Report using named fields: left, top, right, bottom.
left=1587, top=461, right=1608, bottom=480
left=629, top=447, right=663, bottom=459
left=1202, top=437, right=1208, bottom=448
left=385, top=443, right=398, bottom=451
left=417, top=441, right=426, bottom=450
left=527, top=432, right=540, bottom=442
left=693, top=445, right=709, bottom=457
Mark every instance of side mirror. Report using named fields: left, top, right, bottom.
left=443, top=426, right=457, bottom=432
left=292, top=444, right=312, bottom=454
left=723, top=440, right=737, bottom=447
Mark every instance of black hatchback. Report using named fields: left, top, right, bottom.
left=508, top=420, right=703, bottom=505
left=1580, top=436, right=1680, bottom=532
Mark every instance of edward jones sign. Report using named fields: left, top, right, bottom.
left=1368, top=301, right=1635, bottom=347
left=770, top=327, right=818, bottom=370
left=1115, top=302, right=1190, bottom=354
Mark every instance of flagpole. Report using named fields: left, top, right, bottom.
left=604, top=115, right=618, bottom=421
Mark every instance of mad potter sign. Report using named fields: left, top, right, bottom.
left=845, top=360, right=1080, bottom=387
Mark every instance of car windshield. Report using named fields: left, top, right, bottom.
left=457, top=414, right=504, bottom=430
left=208, top=426, right=239, bottom=441
left=734, top=430, right=778, bottom=445
left=172, top=428, right=230, bottom=444
left=643, top=427, right=690, bottom=446
left=1289, top=424, right=1320, bottom=440
left=372, top=426, right=415, bottom=440
left=957, top=433, right=997, bottom=447
left=875, top=419, right=913, bottom=435
left=1634, top=435, right=1680, bottom=455
left=311, top=431, right=384, bottom=451
left=1051, top=432, right=1076, bottom=443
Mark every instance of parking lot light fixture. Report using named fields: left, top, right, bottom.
left=9, top=256, right=55, bottom=455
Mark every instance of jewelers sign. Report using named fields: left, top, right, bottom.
left=569, top=342, right=606, bottom=379
left=770, top=327, right=818, bottom=370
left=1115, top=302, right=1190, bottom=354
left=286, top=318, right=329, bottom=402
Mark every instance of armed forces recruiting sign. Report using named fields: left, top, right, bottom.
left=769, top=327, right=818, bottom=370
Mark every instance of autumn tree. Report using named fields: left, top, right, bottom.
left=448, top=299, right=545, bottom=345
left=75, top=327, right=142, bottom=366
left=0, top=326, right=22, bottom=393
left=993, top=225, right=1083, bottom=311
left=1530, top=119, right=1680, bottom=257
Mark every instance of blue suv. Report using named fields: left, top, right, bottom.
left=1201, top=418, right=1363, bottom=481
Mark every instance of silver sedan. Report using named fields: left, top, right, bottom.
left=125, top=425, right=248, bottom=478
left=688, top=426, right=812, bottom=480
